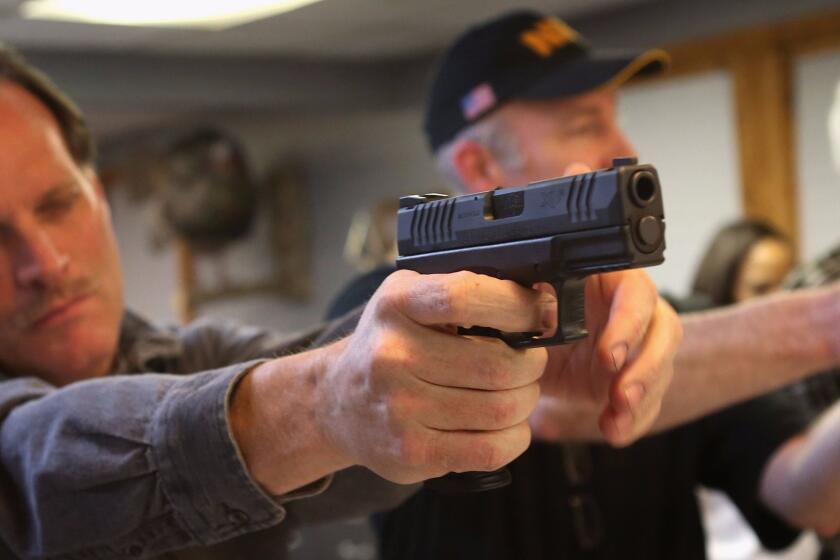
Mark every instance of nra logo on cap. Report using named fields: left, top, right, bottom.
left=461, top=83, right=496, bottom=121
left=520, top=17, right=579, bottom=58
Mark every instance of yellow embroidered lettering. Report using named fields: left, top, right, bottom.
left=520, top=18, right=579, bottom=58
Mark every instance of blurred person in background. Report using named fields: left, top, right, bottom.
left=692, top=219, right=795, bottom=308
left=323, top=10, right=840, bottom=560
left=688, top=219, right=811, bottom=560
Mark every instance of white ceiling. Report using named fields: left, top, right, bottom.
left=0, top=0, right=649, bottom=58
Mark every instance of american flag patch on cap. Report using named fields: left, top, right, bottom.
left=461, top=83, right=496, bottom=121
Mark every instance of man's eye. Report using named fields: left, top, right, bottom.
left=568, top=123, right=605, bottom=136
left=37, top=194, right=79, bottom=219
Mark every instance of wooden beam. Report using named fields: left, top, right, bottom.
left=626, top=8, right=840, bottom=252
left=645, top=7, right=840, bottom=79
left=730, top=46, right=799, bottom=249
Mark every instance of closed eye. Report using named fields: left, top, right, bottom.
left=565, top=121, right=607, bottom=137
left=35, top=186, right=81, bottom=221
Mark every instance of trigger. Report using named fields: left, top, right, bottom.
left=509, top=277, right=588, bottom=349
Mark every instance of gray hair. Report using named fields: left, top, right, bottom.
left=434, top=113, right=525, bottom=191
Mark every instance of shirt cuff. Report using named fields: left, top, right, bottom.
left=151, top=360, right=299, bottom=545
left=277, top=474, right=333, bottom=504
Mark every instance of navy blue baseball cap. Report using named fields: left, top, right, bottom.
left=424, top=10, right=669, bottom=152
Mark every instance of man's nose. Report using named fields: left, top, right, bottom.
left=14, top=228, right=70, bottom=289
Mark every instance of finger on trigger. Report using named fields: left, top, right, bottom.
left=394, top=270, right=557, bottom=334
left=532, top=282, right=558, bottom=337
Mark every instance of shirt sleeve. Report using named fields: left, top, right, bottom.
left=0, top=362, right=298, bottom=559
left=172, top=313, right=420, bottom=515
left=698, top=392, right=810, bottom=550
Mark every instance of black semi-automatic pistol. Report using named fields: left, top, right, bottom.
left=396, top=157, right=666, bottom=349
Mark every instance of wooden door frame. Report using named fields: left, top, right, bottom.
left=631, top=8, right=840, bottom=253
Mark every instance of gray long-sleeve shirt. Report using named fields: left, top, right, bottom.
left=0, top=312, right=418, bottom=560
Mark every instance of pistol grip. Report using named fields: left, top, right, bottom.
left=424, top=469, right=512, bottom=493
left=458, top=277, right=588, bottom=348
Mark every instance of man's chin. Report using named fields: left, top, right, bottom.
left=33, top=349, right=114, bottom=386
left=13, top=321, right=119, bottom=385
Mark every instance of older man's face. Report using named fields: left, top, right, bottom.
left=495, top=88, right=636, bottom=184
left=0, top=82, right=123, bottom=385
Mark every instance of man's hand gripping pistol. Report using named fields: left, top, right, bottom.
left=395, top=157, right=667, bottom=492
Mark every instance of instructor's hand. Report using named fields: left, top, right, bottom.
left=537, top=270, right=682, bottom=446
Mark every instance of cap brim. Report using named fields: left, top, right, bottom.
left=520, top=48, right=670, bottom=100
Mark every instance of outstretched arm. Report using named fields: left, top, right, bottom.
left=659, top=284, right=840, bottom=428
left=0, top=366, right=279, bottom=560
left=231, top=270, right=553, bottom=494
left=531, top=283, right=840, bottom=442
left=0, top=271, right=551, bottom=559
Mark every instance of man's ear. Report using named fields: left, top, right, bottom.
left=451, top=139, right=508, bottom=193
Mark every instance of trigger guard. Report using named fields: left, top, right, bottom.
left=458, top=276, right=589, bottom=348
left=509, top=276, right=588, bottom=348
